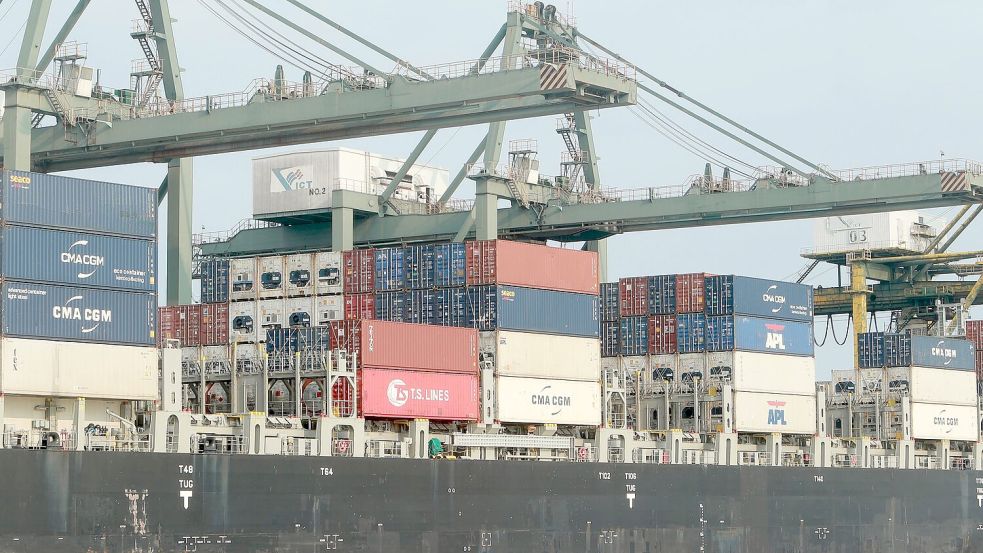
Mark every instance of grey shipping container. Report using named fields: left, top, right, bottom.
left=1, top=170, right=157, bottom=238
left=0, top=225, right=156, bottom=292
left=200, top=259, right=230, bottom=303
left=705, top=275, right=813, bottom=322
left=467, top=285, right=599, bottom=338
left=0, top=281, right=156, bottom=346
left=909, top=335, right=976, bottom=371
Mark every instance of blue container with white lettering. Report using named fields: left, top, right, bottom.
left=1, top=170, right=157, bottom=238
left=730, top=316, right=814, bottom=356
left=374, top=247, right=405, bottom=291
left=0, top=225, right=156, bottom=292
left=0, top=280, right=156, bottom=345
left=909, top=335, right=975, bottom=370
left=676, top=313, right=706, bottom=353
left=705, top=275, right=813, bottom=322
left=619, top=316, right=648, bottom=356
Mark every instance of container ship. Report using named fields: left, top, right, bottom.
left=1, top=163, right=982, bottom=553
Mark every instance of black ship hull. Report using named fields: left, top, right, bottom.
left=1, top=449, right=981, bottom=552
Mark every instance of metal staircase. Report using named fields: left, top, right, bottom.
left=131, top=0, right=163, bottom=107
left=556, top=113, right=585, bottom=189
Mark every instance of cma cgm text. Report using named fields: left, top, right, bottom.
left=52, top=306, right=112, bottom=322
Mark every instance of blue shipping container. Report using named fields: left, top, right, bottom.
left=0, top=225, right=156, bottom=292
left=619, top=316, right=648, bottom=356
left=676, top=313, right=705, bottom=353
left=200, top=259, right=230, bottom=303
left=0, top=281, right=156, bottom=345
left=467, top=285, right=600, bottom=337
left=403, top=289, right=435, bottom=325
left=402, top=245, right=433, bottom=289
left=704, top=315, right=736, bottom=352
left=433, top=288, right=468, bottom=327
left=600, top=282, right=619, bottom=322
left=1, top=170, right=157, bottom=238
left=730, top=316, right=814, bottom=356
left=601, top=320, right=619, bottom=357
left=374, top=247, right=405, bottom=291
left=704, top=275, right=813, bottom=322
left=374, top=291, right=405, bottom=322
left=910, top=335, right=976, bottom=370
left=858, top=332, right=886, bottom=368
left=433, top=243, right=466, bottom=287
left=648, top=275, right=676, bottom=315
left=884, top=333, right=910, bottom=368
left=266, top=328, right=299, bottom=354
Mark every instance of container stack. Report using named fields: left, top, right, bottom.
left=601, top=274, right=817, bottom=434
left=857, top=332, right=977, bottom=441
left=0, top=170, right=159, bottom=401
left=967, top=320, right=983, bottom=387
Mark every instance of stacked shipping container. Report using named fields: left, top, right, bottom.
left=0, top=170, right=159, bottom=400
left=967, top=320, right=983, bottom=384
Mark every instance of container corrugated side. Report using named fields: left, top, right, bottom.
left=157, top=305, right=201, bottom=346
left=1, top=170, right=157, bottom=238
left=601, top=321, right=619, bottom=357
left=910, top=402, right=977, bottom=441
left=359, top=320, right=478, bottom=373
left=674, top=273, right=706, bottom=313
left=704, top=275, right=813, bottom=322
left=907, top=366, right=976, bottom=406
left=0, top=225, right=156, bottom=292
left=374, top=291, right=405, bottom=322
left=618, top=277, right=648, bottom=317
left=468, top=285, right=600, bottom=338
left=433, top=243, right=466, bottom=288
left=374, top=247, right=405, bottom=291
left=200, top=303, right=229, bottom=345
left=344, top=293, right=375, bottom=320
left=858, top=332, right=886, bottom=368
left=483, top=330, right=599, bottom=381
left=402, top=245, right=434, bottom=289
left=706, top=351, right=816, bottom=395
left=618, top=316, right=647, bottom=356
left=402, top=289, right=435, bottom=324
left=600, top=282, right=619, bottom=322
left=676, top=313, right=705, bottom=353
left=909, top=335, right=976, bottom=370
left=466, top=240, right=598, bottom=294
left=360, top=368, right=478, bottom=421
left=495, top=376, right=601, bottom=425
left=343, top=249, right=375, bottom=294
left=328, top=320, right=361, bottom=354
left=0, top=337, right=158, bottom=400
left=433, top=288, right=468, bottom=327
left=648, top=275, right=676, bottom=315
left=1, top=281, right=155, bottom=346
left=967, top=320, right=983, bottom=349
left=648, top=314, right=677, bottom=354
left=733, top=391, right=816, bottom=434
left=200, top=259, right=230, bottom=303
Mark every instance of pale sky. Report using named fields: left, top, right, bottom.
left=2, top=1, right=980, bottom=376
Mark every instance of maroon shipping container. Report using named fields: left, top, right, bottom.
left=200, top=303, right=230, bottom=346
left=344, top=293, right=376, bottom=320
left=158, top=304, right=202, bottom=347
left=359, top=367, right=479, bottom=421
left=328, top=320, right=361, bottom=354
left=343, top=249, right=375, bottom=294
left=968, top=320, right=983, bottom=348
left=465, top=240, right=598, bottom=294
left=675, top=273, right=706, bottom=313
left=648, top=315, right=677, bottom=354
left=619, top=277, right=648, bottom=317
left=359, top=319, right=478, bottom=373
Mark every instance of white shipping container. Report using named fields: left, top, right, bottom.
left=229, top=301, right=257, bottom=343
left=315, top=295, right=344, bottom=325
left=181, top=347, right=201, bottom=377
left=676, top=353, right=706, bottom=385
left=910, top=402, right=978, bottom=441
left=285, top=297, right=315, bottom=328
left=908, top=366, right=976, bottom=406
left=495, top=376, right=601, bottom=426
left=284, top=253, right=315, bottom=297
left=733, top=391, right=817, bottom=434
left=257, top=256, right=285, bottom=299
left=315, top=251, right=343, bottom=295
left=252, top=148, right=450, bottom=220
left=230, top=258, right=257, bottom=302
left=706, top=351, right=816, bottom=396
left=258, top=299, right=285, bottom=342
left=0, top=337, right=157, bottom=400
left=812, top=211, right=933, bottom=255
left=482, top=331, right=599, bottom=381
left=203, top=346, right=231, bottom=377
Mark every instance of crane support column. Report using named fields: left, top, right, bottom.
left=1, top=87, right=36, bottom=171
left=850, top=259, right=869, bottom=370
left=474, top=177, right=499, bottom=241
left=164, top=159, right=194, bottom=304
left=331, top=194, right=355, bottom=252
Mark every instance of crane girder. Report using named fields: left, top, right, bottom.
left=9, top=63, right=635, bottom=172
left=199, top=171, right=983, bottom=258
left=814, top=280, right=983, bottom=316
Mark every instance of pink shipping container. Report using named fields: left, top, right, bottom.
left=648, top=314, right=677, bottom=354
left=344, top=293, right=376, bottom=320
left=359, top=367, right=479, bottom=421
left=360, top=319, right=478, bottom=373
left=343, top=249, right=375, bottom=294
left=200, top=303, right=230, bottom=346
left=465, top=240, right=598, bottom=294
left=675, top=273, right=706, bottom=313
left=619, top=277, right=648, bottom=317
left=968, top=320, right=982, bottom=348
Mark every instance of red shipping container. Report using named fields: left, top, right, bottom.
left=619, top=277, right=648, bottom=317
left=675, top=273, right=706, bottom=313
left=328, top=320, right=362, bottom=354
left=465, top=240, right=598, bottom=294
left=200, top=303, right=230, bottom=346
left=648, top=315, right=677, bottom=354
left=344, top=293, right=376, bottom=320
left=967, top=320, right=983, bottom=348
left=158, top=304, right=202, bottom=347
left=359, top=320, right=478, bottom=373
left=359, top=367, right=479, bottom=420
left=343, top=249, right=376, bottom=294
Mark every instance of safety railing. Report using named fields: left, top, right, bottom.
left=86, top=436, right=152, bottom=452
left=193, top=218, right=281, bottom=246
left=632, top=448, right=670, bottom=464
left=392, top=47, right=633, bottom=82
left=833, top=158, right=983, bottom=181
